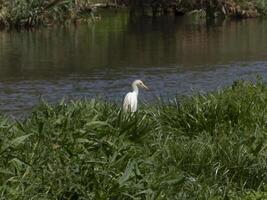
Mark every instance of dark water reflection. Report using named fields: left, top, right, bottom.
left=0, top=11, right=267, bottom=116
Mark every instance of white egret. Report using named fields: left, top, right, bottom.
left=123, top=80, right=149, bottom=112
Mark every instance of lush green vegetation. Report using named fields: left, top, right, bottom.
left=1, top=80, right=267, bottom=199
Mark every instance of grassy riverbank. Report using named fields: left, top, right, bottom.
left=1, top=80, right=267, bottom=199
left=0, top=0, right=119, bottom=28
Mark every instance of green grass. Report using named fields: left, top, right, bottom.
left=1, top=80, right=267, bottom=199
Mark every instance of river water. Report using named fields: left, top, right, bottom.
left=0, top=11, right=267, bottom=116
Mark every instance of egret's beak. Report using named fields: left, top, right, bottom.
left=141, top=83, right=149, bottom=90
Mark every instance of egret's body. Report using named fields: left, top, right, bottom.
left=123, top=80, right=149, bottom=112
left=123, top=92, right=138, bottom=112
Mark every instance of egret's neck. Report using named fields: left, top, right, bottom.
left=132, top=84, right=139, bottom=95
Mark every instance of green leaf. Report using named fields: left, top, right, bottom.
left=118, top=159, right=136, bottom=186
left=76, top=138, right=91, bottom=143
left=9, top=134, right=33, bottom=147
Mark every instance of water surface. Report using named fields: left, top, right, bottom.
left=0, top=11, right=267, bottom=116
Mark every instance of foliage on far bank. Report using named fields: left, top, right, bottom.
left=129, top=0, right=267, bottom=18
left=1, top=0, right=267, bottom=28
left=1, top=80, right=267, bottom=199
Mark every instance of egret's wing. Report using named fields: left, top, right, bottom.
left=123, top=92, right=132, bottom=112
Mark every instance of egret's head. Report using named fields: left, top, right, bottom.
left=133, top=80, right=149, bottom=90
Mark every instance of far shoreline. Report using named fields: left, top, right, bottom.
left=0, top=0, right=266, bottom=30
